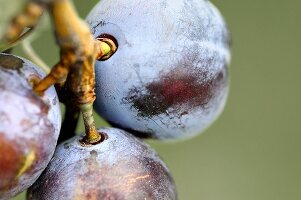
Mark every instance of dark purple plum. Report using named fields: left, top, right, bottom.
left=0, top=53, right=61, bottom=199
left=27, top=128, right=177, bottom=200
left=86, top=0, right=231, bottom=140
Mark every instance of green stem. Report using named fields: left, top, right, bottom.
left=79, top=103, right=101, bottom=145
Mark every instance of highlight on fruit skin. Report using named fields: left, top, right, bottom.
left=87, top=0, right=231, bottom=140
left=0, top=53, right=61, bottom=199
left=27, top=128, right=177, bottom=200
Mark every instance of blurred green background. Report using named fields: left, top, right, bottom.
left=13, top=0, right=301, bottom=199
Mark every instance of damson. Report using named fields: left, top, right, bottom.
left=87, top=0, right=231, bottom=140
left=0, top=54, right=61, bottom=199
left=27, top=128, right=177, bottom=200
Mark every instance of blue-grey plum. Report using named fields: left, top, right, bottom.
left=27, top=127, right=177, bottom=200
left=0, top=54, right=61, bottom=199
left=86, top=0, right=231, bottom=140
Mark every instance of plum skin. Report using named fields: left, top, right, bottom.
left=86, top=0, right=231, bottom=140
left=27, top=128, right=177, bottom=200
left=0, top=54, right=61, bottom=199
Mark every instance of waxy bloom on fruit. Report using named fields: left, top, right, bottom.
left=87, top=0, right=231, bottom=140
left=27, top=128, right=177, bottom=200
left=0, top=54, right=61, bottom=199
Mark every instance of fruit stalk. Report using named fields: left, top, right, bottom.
left=30, top=0, right=116, bottom=144
left=80, top=103, right=101, bottom=144
left=46, top=0, right=100, bottom=143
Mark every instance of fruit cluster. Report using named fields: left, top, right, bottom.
left=0, top=0, right=230, bottom=199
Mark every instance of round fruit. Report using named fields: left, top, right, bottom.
left=27, top=128, right=177, bottom=200
left=0, top=53, right=61, bottom=199
left=86, top=0, right=231, bottom=140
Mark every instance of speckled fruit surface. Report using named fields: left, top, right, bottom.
left=86, top=0, right=231, bottom=140
left=0, top=54, right=61, bottom=199
left=27, top=127, right=177, bottom=200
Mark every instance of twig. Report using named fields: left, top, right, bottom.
left=33, top=0, right=117, bottom=144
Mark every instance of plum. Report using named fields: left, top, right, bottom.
left=0, top=53, right=61, bottom=199
left=86, top=0, right=231, bottom=140
left=27, top=127, right=177, bottom=200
